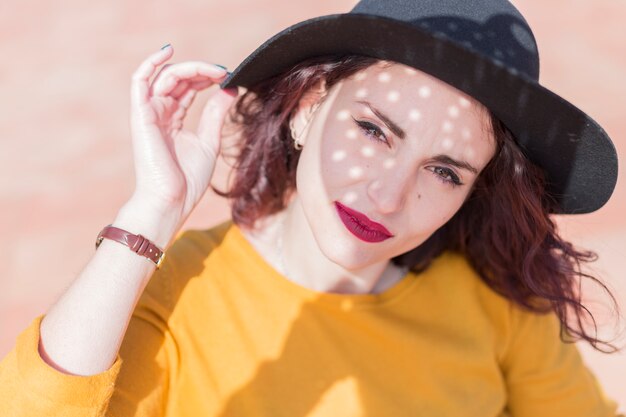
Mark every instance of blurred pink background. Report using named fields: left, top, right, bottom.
left=1, top=0, right=624, bottom=410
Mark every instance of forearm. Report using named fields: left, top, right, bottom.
left=38, top=200, right=182, bottom=376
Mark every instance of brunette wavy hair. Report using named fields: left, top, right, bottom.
left=213, top=54, right=623, bottom=353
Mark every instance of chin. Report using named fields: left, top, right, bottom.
left=317, top=230, right=391, bottom=271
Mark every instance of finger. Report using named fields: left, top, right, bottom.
left=131, top=46, right=174, bottom=108
left=170, top=78, right=215, bottom=100
left=169, top=80, right=190, bottom=100
left=196, top=87, right=239, bottom=153
left=148, top=63, right=174, bottom=96
left=170, top=89, right=198, bottom=136
left=151, top=62, right=228, bottom=97
left=169, top=80, right=216, bottom=134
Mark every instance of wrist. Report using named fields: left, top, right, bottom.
left=112, top=199, right=184, bottom=250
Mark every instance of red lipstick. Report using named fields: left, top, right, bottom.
left=334, top=201, right=393, bottom=243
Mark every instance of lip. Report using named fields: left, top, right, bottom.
left=334, top=201, right=393, bottom=243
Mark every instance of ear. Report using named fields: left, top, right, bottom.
left=290, top=79, right=327, bottom=145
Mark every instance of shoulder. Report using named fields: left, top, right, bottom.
left=421, top=250, right=511, bottom=309
left=415, top=251, right=524, bottom=357
left=427, top=252, right=573, bottom=363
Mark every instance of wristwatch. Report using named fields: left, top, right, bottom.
left=96, top=225, right=165, bottom=268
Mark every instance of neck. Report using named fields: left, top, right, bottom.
left=242, top=194, right=406, bottom=295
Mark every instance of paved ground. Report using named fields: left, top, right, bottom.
left=1, top=0, right=624, bottom=410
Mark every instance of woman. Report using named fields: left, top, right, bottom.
left=0, top=0, right=622, bottom=415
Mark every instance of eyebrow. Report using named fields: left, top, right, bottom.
left=356, top=100, right=480, bottom=175
left=357, top=100, right=406, bottom=139
left=431, top=154, right=479, bottom=175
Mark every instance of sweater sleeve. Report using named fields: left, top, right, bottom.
left=0, top=249, right=180, bottom=417
left=501, top=305, right=622, bottom=417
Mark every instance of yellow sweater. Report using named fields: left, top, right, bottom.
left=0, top=220, right=621, bottom=416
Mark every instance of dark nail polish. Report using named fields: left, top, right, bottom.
left=161, top=43, right=171, bottom=50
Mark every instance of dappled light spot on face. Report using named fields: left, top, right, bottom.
left=332, top=149, right=347, bottom=162
left=387, top=90, right=400, bottom=102
left=383, top=158, right=397, bottom=169
left=418, top=86, right=432, bottom=98
left=464, top=147, right=476, bottom=160
left=409, top=109, right=422, bottom=122
left=461, top=128, right=472, bottom=140
left=442, top=120, right=454, bottom=133
left=342, top=191, right=358, bottom=205
left=370, top=180, right=383, bottom=191
left=362, top=106, right=375, bottom=118
left=361, top=146, right=375, bottom=158
left=459, top=97, right=471, bottom=108
left=349, top=166, right=364, bottom=179
left=440, top=137, right=455, bottom=150
left=355, top=88, right=368, bottom=98
left=404, top=67, right=418, bottom=76
left=346, top=128, right=358, bottom=140
left=336, top=110, right=350, bottom=121
left=353, top=72, right=367, bottom=82
left=448, top=105, right=460, bottom=118
left=378, top=72, right=392, bottom=83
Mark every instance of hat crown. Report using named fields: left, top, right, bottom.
left=351, top=0, right=540, bottom=80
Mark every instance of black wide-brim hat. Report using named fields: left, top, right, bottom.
left=220, top=0, right=618, bottom=215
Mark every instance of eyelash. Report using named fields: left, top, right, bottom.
left=352, top=117, right=464, bottom=187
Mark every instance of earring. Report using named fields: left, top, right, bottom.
left=290, top=120, right=304, bottom=150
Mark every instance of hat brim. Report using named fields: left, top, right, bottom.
left=221, top=13, right=618, bottom=215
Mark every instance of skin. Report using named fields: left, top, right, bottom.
left=242, top=61, right=497, bottom=295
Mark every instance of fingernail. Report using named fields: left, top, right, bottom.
left=161, top=43, right=171, bottom=50
left=222, top=87, right=238, bottom=97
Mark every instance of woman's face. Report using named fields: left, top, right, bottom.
left=292, top=61, right=496, bottom=270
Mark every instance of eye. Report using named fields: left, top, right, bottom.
left=427, top=166, right=464, bottom=187
left=352, top=117, right=391, bottom=148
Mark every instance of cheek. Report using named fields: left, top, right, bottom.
left=320, top=127, right=377, bottom=183
left=405, top=188, right=468, bottom=233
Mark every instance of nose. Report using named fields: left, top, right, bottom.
left=366, top=171, right=412, bottom=214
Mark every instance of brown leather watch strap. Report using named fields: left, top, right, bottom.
left=96, top=225, right=165, bottom=268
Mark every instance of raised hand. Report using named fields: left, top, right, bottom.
left=128, top=45, right=238, bottom=223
